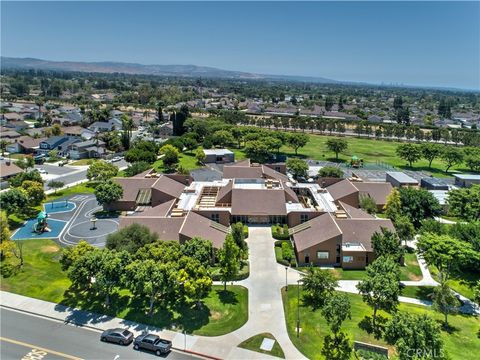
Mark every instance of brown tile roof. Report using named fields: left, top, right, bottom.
left=336, top=218, right=395, bottom=252
left=283, top=183, right=299, bottom=203
left=261, top=165, right=289, bottom=182
left=231, top=189, right=287, bottom=216
left=292, top=213, right=342, bottom=252
left=338, top=201, right=374, bottom=219
left=0, top=162, right=23, bottom=178
left=152, top=175, right=186, bottom=199
left=136, top=199, right=176, bottom=217
left=228, top=159, right=251, bottom=167
left=119, top=216, right=184, bottom=241
left=61, top=126, right=84, bottom=135
left=15, top=136, right=46, bottom=149
left=180, top=211, right=228, bottom=248
left=326, top=179, right=359, bottom=201
left=115, top=178, right=158, bottom=202
left=353, top=182, right=393, bottom=206
left=216, top=180, right=233, bottom=204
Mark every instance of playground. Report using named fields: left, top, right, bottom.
left=10, top=194, right=120, bottom=247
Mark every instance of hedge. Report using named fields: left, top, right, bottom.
left=271, top=224, right=290, bottom=240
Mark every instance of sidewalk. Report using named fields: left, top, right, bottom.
left=0, top=291, right=277, bottom=360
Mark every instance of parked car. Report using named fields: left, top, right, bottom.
left=133, top=334, right=172, bottom=356
left=100, top=328, right=134, bottom=345
left=36, top=168, right=48, bottom=174
left=112, top=156, right=122, bottom=162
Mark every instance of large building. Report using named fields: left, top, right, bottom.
left=109, top=160, right=395, bottom=269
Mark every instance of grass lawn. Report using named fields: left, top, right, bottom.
left=46, top=182, right=96, bottom=201
left=272, top=133, right=472, bottom=177
left=238, top=332, right=285, bottom=359
left=0, top=239, right=248, bottom=336
left=400, top=286, right=435, bottom=301
left=154, top=152, right=203, bottom=173
left=283, top=286, right=480, bottom=360
left=429, top=266, right=479, bottom=300
left=298, top=255, right=422, bottom=281
left=70, top=159, right=93, bottom=166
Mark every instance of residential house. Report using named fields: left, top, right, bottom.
left=88, top=118, right=122, bottom=133
left=68, top=140, right=106, bottom=160
left=6, top=136, right=47, bottom=154
left=37, top=136, right=81, bottom=157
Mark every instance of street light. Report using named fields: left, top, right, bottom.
left=296, top=279, right=301, bottom=338
left=285, top=266, right=288, bottom=291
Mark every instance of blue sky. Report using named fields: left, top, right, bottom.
left=2, top=1, right=479, bottom=89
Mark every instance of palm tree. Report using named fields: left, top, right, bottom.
left=0, top=140, right=8, bottom=156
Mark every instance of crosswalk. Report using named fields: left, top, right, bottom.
left=70, top=195, right=89, bottom=202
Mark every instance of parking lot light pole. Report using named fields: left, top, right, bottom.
left=90, top=216, right=97, bottom=230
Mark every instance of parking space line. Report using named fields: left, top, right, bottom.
left=0, top=336, right=84, bottom=360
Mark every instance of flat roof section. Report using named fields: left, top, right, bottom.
left=203, top=149, right=234, bottom=156
left=454, top=174, right=480, bottom=180
left=386, top=171, right=418, bottom=184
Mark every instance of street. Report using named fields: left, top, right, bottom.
left=0, top=308, right=200, bottom=360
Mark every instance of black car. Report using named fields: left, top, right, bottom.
left=133, top=333, right=172, bottom=356
left=100, top=328, right=134, bottom=345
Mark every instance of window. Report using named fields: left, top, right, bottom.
left=317, top=251, right=329, bottom=260
left=343, top=256, right=354, bottom=263
left=300, top=214, right=309, bottom=223
left=211, top=213, right=220, bottom=223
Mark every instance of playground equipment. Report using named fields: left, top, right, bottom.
left=32, top=211, right=51, bottom=234
left=350, top=155, right=364, bottom=168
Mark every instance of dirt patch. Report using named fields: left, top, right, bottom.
left=210, top=311, right=222, bottom=320
left=41, top=245, right=60, bottom=253
left=408, top=274, right=422, bottom=281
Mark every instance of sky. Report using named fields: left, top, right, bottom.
left=1, top=1, right=479, bottom=90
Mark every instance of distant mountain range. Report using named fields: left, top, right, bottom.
left=1, top=57, right=337, bottom=84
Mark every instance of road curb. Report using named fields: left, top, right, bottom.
left=0, top=304, right=218, bottom=360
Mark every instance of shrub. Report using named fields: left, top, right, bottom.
left=272, top=224, right=290, bottom=240
left=281, top=242, right=294, bottom=262
left=124, top=161, right=150, bottom=177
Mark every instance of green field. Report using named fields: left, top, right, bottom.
left=429, top=266, right=479, bottom=300
left=400, top=286, right=435, bottom=301
left=230, top=132, right=474, bottom=177
left=154, top=151, right=203, bottom=173
left=283, top=286, right=480, bottom=360
left=46, top=182, right=95, bottom=201
left=238, top=333, right=285, bottom=358
left=0, top=239, right=248, bottom=336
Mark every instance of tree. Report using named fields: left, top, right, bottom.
left=421, top=143, right=443, bottom=169
left=218, top=234, right=240, bottom=290
left=159, top=144, right=180, bottom=172
left=244, top=140, right=270, bottom=163
left=384, top=188, right=401, bottom=220
left=47, top=180, right=64, bottom=194
left=384, top=312, right=444, bottom=360
left=125, top=259, right=174, bottom=316
left=21, top=180, right=45, bottom=206
left=287, top=133, right=309, bottom=155
left=212, top=130, right=234, bottom=148
left=447, top=185, right=480, bottom=221
left=125, top=146, right=157, bottom=164
left=441, top=147, right=464, bottom=173
left=393, top=96, right=403, bottom=110
left=230, top=222, right=247, bottom=252
left=286, top=158, right=308, bottom=180
left=321, top=331, right=352, bottom=360
left=356, top=256, right=401, bottom=329
left=325, top=138, right=348, bottom=161
left=464, top=147, right=480, bottom=172
left=60, top=240, right=96, bottom=271
left=301, top=267, right=338, bottom=310
left=0, top=140, right=8, bottom=155
left=9, top=170, right=43, bottom=188
left=416, top=233, right=475, bottom=285
left=195, top=146, right=206, bottom=164
left=94, top=180, right=123, bottom=207
left=106, top=223, right=158, bottom=254
left=318, top=166, right=343, bottom=178
left=396, top=144, right=421, bottom=167
left=371, top=228, right=403, bottom=262
left=0, top=211, right=15, bottom=260
left=0, top=188, right=28, bottom=215
left=432, top=282, right=459, bottom=329
left=359, top=195, right=377, bottom=215
left=181, top=237, right=214, bottom=265
left=124, top=161, right=150, bottom=177
left=181, top=136, right=198, bottom=153
left=394, top=215, right=415, bottom=247
left=398, top=187, right=441, bottom=228
left=324, top=96, right=334, bottom=111
left=176, top=256, right=212, bottom=306
left=321, top=292, right=351, bottom=335
left=15, top=157, right=35, bottom=171
left=473, top=280, right=480, bottom=306
left=86, top=160, right=118, bottom=182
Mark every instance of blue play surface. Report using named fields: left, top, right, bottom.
left=44, top=201, right=76, bottom=213
left=11, top=218, right=67, bottom=240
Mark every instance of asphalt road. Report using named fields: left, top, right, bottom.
left=0, top=308, right=200, bottom=360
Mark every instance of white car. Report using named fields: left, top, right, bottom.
left=112, top=156, right=122, bottom=162
left=37, top=168, right=48, bottom=174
